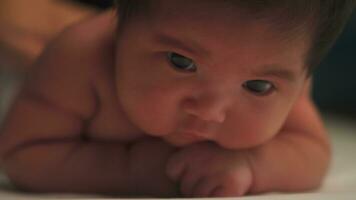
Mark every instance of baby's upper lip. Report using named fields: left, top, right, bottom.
left=179, top=128, right=215, bottom=140
left=181, top=119, right=218, bottom=138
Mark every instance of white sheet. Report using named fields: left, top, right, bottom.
left=0, top=114, right=355, bottom=199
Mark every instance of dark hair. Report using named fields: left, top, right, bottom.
left=115, top=0, right=355, bottom=74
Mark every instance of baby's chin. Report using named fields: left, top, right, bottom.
left=163, top=137, right=243, bottom=150
left=162, top=134, right=207, bottom=147
left=158, top=132, right=257, bottom=149
left=162, top=135, right=253, bottom=151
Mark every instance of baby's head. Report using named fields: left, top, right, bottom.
left=114, top=0, right=355, bottom=149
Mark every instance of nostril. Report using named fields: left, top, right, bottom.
left=182, top=98, right=226, bottom=123
left=211, top=112, right=226, bottom=123
left=205, top=111, right=226, bottom=123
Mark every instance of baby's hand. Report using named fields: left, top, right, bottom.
left=166, top=142, right=253, bottom=197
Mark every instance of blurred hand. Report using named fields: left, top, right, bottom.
left=167, top=142, right=253, bottom=197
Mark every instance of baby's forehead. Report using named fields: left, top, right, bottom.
left=147, top=2, right=309, bottom=45
left=148, top=0, right=312, bottom=40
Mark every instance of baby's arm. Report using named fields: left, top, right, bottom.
left=167, top=80, right=330, bottom=197
left=0, top=13, right=176, bottom=196
left=248, top=80, right=330, bottom=193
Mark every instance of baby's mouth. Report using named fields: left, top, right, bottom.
left=165, top=118, right=219, bottom=146
left=179, top=130, right=207, bottom=141
left=163, top=130, right=209, bottom=147
left=180, top=124, right=218, bottom=141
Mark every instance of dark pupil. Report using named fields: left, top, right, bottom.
left=245, top=80, right=272, bottom=93
left=170, top=53, right=193, bottom=70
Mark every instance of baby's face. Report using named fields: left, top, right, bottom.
left=115, top=0, right=310, bottom=149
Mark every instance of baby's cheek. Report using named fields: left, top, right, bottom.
left=240, top=129, right=276, bottom=148
left=218, top=122, right=279, bottom=150
left=131, top=91, right=178, bottom=135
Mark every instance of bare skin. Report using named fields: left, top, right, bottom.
left=0, top=1, right=330, bottom=197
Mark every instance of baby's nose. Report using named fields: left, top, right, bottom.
left=182, top=93, right=229, bottom=123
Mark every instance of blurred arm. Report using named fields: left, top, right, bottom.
left=248, top=79, right=330, bottom=193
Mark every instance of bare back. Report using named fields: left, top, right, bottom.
left=0, top=11, right=145, bottom=160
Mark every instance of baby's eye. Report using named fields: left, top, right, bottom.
left=167, top=52, right=197, bottom=73
left=243, top=80, right=275, bottom=96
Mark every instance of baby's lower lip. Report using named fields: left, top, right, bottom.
left=180, top=131, right=206, bottom=140
left=164, top=131, right=207, bottom=147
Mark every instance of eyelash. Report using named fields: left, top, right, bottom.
left=166, top=52, right=197, bottom=73
left=242, top=80, right=276, bottom=96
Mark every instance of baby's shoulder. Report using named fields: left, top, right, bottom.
left=24, top=11, right=117, bottom=118
left=40, top=11, right=116, bottom=75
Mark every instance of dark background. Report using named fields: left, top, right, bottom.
left=313, top=12, right=356, bottom=117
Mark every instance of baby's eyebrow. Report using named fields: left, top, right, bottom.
left=153, top=33, right=211, bottom=59
left=254, top=66, right=299, bottom=82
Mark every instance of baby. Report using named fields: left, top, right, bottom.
left=0, top=0, right=355, bottom=197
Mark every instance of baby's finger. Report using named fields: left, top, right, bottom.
left=166, top=155, right=186, bottom=181
left=191, top=176, right=220, bottom=197
left=180, top=168, right=202, bottom=197
left=211, top=186, right=226, bottom=197
left=211, top=186, right=243, bottom=197
left=210, top=176, right=247, bottom=197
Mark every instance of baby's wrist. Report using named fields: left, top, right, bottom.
left=128, top=138, right=178, bottom=196
left=240, top=149, right=259, bottom=194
